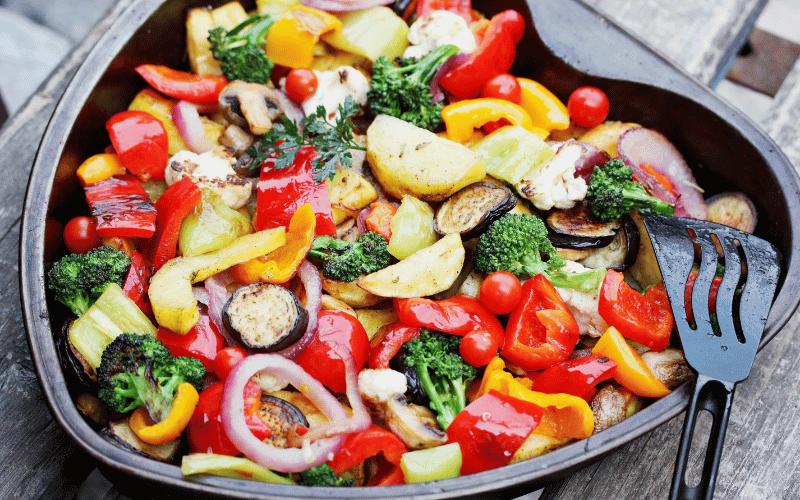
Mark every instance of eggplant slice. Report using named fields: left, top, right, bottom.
left=435, top=182, right=517, bottom=239
left=258, top=395, right=309, bottom=448
left=546, top=202, right=620, bottom=249
left=223, top=283, right=308, bottom=352
left=579, top=216, right=640, bottom=271
left=101, top=419, right=180, bottom=463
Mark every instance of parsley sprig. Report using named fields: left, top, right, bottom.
left=246, top=96, right=366, bottom=183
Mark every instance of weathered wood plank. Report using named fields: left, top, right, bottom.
left=584, top=0, right=767, bottom=86
left=0, top=1, right=135, bottom=498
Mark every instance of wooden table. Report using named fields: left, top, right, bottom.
left=2, top=1, right=799, bottom=499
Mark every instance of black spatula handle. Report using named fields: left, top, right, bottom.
left=669, top=374, right=735, bottom=500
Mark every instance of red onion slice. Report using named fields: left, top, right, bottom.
left=572, top=141, right=612, bottom=181
left=617, top=127, right=708, bottom=219
left=274, top=260, right=322, bottom=359
left=430, top=53, right=469, bottom=103
left=355, top=206, right=371, bottom=237
left=205, top=271, right=237, bottom=347
left=271, top=89, right=306, bottom=126
left=221, top=354, right=349, bottom=472
left=301, top=0, right=392, bottom=12
left=172, top=100, right=217, bottom=154
left=192, top=286, right=209, bottom=305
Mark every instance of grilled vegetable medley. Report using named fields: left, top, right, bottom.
left=49, top=0, right=760, bottom=487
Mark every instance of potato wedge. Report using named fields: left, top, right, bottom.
left=209, top=2, right=248, bottom=30
left=357, top=233, right=465, bottom=298
left=355, top=307, right=398, bottom=342
left=578, top=121, right=640, bottom=158
left=322, top=277, right=387, bottom=308
left=149, top=228, right=286, bottom=334
left=509, top=434, right=571, bottom=463
left=320, top=294, right=358, bottom=317
left=367, top=115, right=485, bottom=202
left=186, top=8, right=222, bottom=75
left=326, top=167, right=378, bottom=224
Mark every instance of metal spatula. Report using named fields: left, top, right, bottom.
left=641, top=215, right=780, bottom=500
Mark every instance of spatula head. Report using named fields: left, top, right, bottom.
left=642, top=215, right=780, bottom=384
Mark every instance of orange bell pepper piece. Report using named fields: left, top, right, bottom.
left=441, top=98, right=548, bottom=144
left=592, top=326, right=671, bottom=398
left=365, top=202, right=396, bottom=242
left=517, top=78, right=570, bottom=131
left=76, top=153, right=127, bottom=186
left=129, top=382, right=199, bottom=445
left=230, top=203, right=316, bottom=285
left=265, top=5, right=341, bottom=69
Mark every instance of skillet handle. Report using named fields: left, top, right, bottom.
left=669, top=374, right=735, bottom=500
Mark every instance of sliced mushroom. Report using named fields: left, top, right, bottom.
left=218, top=81, right=284, bottom=135
left=219, top=123, right=255, bottom=153
left=641, top=348, right=693, bottom=389
left=222, top=283, right=308, bottom=352
left=101, top=419, right=180, bottom=463
left=385, top=394, right=447, bottom=449
left=258, top=395, right=310, bottom=449
left=590, top=385, right=628, bottom=434
left=434, top=182, right=517, bottom=239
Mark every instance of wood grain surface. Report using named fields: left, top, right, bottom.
left=3, top=1, right=797, bottom=499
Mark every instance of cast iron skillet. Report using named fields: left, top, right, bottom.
left=20, top=0, right=800, bottom=498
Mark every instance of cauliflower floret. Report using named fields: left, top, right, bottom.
left=555, top=260, right=609, bottom=338
left=250, top=372, right=289, bottom=393
left=164, top=146, right=252, bottom=209
left=359, top=368, right=408, bottom=404
left=516, top=141, right=588, bottom=211
left=297, top=66, right=369, bottom=120
left=403, top=10, right=478, bottom=60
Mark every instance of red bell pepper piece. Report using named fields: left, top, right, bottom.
left=254, top=145, right=335, bottom=236
left=530, top=354, right=617, bottom=401
left=446, top=389, right=543, bottom=475
left=685, top=270, right=722, bottom=324
left=598, top=269, right=674, bottom=352
left=187, top=381, right=271, bottom=455
left=394, top=295, right=505, bottom=348
left=135, top=64, right=228, bottom=105
left=122, top=251, right=154, bottom=319
left=84, top=174, right=157, bottom=238
left=140, top=177, right=202, bottom=270
left=328, top=423, right=407, bottom=474
left=368, top=322, right=421, bottom=369
left=500, top=274, right=580, bottom=372
left=416, top=0, right=473, bottom=24
left=439, top=10, right=525, bottom=99
left=106, top=110, right=169, bottom=181
left=157, top=312, right=225, bottom=372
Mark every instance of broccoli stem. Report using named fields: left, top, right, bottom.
left=395, top=44, right=460, bottom=85
left=621, top=183, right=676, bottom=216
left=415, top=364, right=463, bottom=431
left=221, top=14, right=275, bottom=48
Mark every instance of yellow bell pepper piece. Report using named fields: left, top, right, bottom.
left=76, top=154, right=126, bottom=186
left=130, top=382, right=199, bottom=445
left=265, top=5, right=341, bottom=68
left=477, top=360, right=594, bottom=439
left=517, top=78, right=570, bottom=131
left=592, top=326, right=671, bottom=398
left=229, top=203, right=316, bottom=284
left=441, top=98, right=548, bottom=144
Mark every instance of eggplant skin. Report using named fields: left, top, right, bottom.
left=222, top=283, right=308, bottom=352
left=258, top=395, right=309, bottom=449
left=435, top=182, right=517, bottom=239
left=545, top=202, right=619, bottom=249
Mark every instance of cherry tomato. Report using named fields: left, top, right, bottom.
left=295, top=310, right=370, bottom=393
left=213, top=347, right=248, bottom=380
left=285, top=69, right=318, bottom=103
left=459, top=330, right=499, bottom=367
left=567, top=86, right=610, bottom=128
left=479, top=271, right=522, bottom=315
left=63, top=216, right=102, bottom=254
left=482, top=73, right=522, bottom=104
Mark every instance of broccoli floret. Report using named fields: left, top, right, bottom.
left=208, top=14, right=276, bottom=84
left=367, top=44, right=460, bottom=130
left=97, top=333, right=205, bottom=422
left=586, top=159, right=676, bottom=221
left=474, top=213, right=565, bottom=279
left=308, top=231, right=391, bottom=282
left=300, top=463, right=354, bottom=487
left=47, top=245, right=132, bottom=317
left=402, top=329, right=476, bottom=431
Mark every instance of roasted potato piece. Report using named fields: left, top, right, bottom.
left=367, top=115, right=486, bottom=202
left=355, top=307, right=398, bottom=342
left=357, top=233, right=465, bottom=298
left=627, top=211, right=663, bottom=289
left=320, top=294, right=358, bottom=317
left=326, top=167, right=378, bottom=224
left=186, top=8, right=221, bottom=75
left=578, top=121, right=640, bottom=158
left=322, top=277, right=388, bottom=308
left=509, top=433, right=571, bottom=463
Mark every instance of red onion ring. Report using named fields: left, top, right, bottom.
left=301, top=0, right=392, bottom=12
left=173, top=100, right=217, bottom=153
left=430, top=53, right=469, bottom=103
left=205, top=271, right=238, bottom=347
left=355, top=207, right=371, bottom=237
left=192, top=286, right=209, bottom=305
left=221, top=354, right=349, bottom=472
left=274, top=260, right=322, bottom=359
left=271, top=89, right=305, bottom=126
